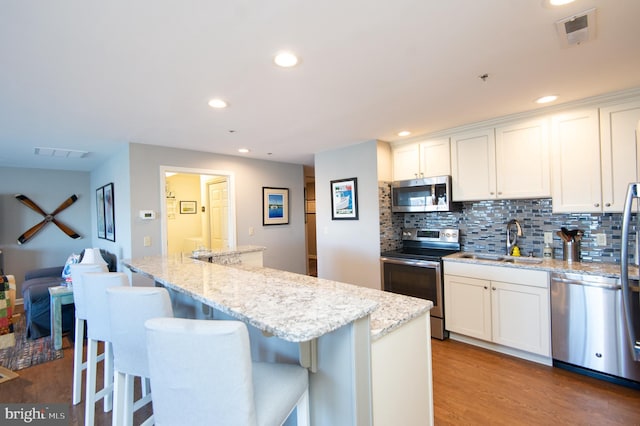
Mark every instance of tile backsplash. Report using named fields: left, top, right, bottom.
left=379, top=182, right=637, bottom=264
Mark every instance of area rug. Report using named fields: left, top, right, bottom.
left=0, top=365, right=19, bottom=383
left=0, top=314, right=63, bottom=371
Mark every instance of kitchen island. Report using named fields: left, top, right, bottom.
left=123, top=255, right=434, bottom=426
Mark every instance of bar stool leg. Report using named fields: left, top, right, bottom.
left=112, top=370, right=125, bottom=426
left=72, top=317, right=85, bottom=405
left=103, top=343, right=113, bottom=412
left=85, top=338, right=98, bottom=426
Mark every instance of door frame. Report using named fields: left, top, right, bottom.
left=159, top=165, right=237, bottom=255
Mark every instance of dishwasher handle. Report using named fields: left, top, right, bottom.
left=551, top=274, right=621, bottom=290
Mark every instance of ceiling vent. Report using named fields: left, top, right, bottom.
left=555, top=8, right=596, bottom=47
left=34, top=147, right=89, bottom=158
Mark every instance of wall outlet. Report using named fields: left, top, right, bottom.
left=596, top=233, right=607, bottom=246
left=143, top=236, right=151, bottom=247
left=544, top=232, right=553, bottom=244
left=248, top=226, right=254, bottom=236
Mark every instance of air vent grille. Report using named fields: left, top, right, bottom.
left=555, top=8, right=596, bottom=47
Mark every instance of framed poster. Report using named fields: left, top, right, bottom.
left=104, top=183, right=115, bottom=242
left=331, top=177, right=358, bottom=220
left=180, top=201, right=197, bottom=214
left=96, top=186, right=106, bottom=239
left=262, top=187, right=289, bottom=225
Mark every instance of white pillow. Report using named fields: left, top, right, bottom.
left=61, top=253, right=81, bottom=285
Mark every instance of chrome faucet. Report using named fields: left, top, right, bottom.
left=506, top=219, right=523, bottom=255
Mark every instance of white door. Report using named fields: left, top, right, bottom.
left=208, top=179, right=228, bottom=249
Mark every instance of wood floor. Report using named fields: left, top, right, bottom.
left=432, top=339, right=640, bottom=425
left=1, top=335, right=639, bottom=425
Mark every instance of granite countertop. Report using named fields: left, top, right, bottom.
left=190, top=245, right=266, bottom=262
left=444, top=252, right=640, bottom=280
left=123, top=255, right=430, bottom=343
left=229, top=264, right=433, bottom=341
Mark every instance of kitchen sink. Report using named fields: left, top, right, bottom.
left=502, top=257, right=543, bottom=264
left=458, top=253, right=506, bottom=261
left=458, top=253, right=543, bottom=264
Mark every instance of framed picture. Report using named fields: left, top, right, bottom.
left=103, top=183, right=116, bottom=242
left=262, top=187, right=289, bottom=225
left=180, top=201, right=197, bottom=214
left=96, top=186, right=106, bottom=239
left=331, top=177, right=358, bottom=220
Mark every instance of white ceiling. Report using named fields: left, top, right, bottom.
left=1, top=0, right=639, bottom=171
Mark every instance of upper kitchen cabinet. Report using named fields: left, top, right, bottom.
left=599, top=100, right=640, bottom=212
left=392, top=138, right=450, bottom=181
left=450, top=128, right=496, bottom=201
left=495, top=119, right=550, bottom=199
left=451, top=120, right=549, bottom=201
left=551, top=109, right=601, bottom=213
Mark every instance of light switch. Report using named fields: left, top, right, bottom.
left=596, top=233, right=607, bottom=246
left=248, top=227, right=254, bottom=236
left=143, top=236, right=151, bottom=247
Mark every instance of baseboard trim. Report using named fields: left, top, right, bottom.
left=449, top=332, right=553, bottom=366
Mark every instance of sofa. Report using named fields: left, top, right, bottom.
left=21, top=249, right=117, bottom=339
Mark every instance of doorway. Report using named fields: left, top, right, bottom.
left=160, top=166, right=236, bottom=256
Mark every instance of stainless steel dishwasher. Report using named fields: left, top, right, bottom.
left=551, top=272, right=640, bottom=384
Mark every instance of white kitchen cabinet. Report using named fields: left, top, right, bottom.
left=450, top=120, right=549, bottom=201
left=444, top=274, right=491, bottom=340
left=392, top=138, right=450, bottom=181
left=599, top=100, right=640, bottom=212
left=444, top=261, right=550, bottom=357
left=450, top=128, right=496, bottom=200
left=495, top=118, right=550, bottom=199
left=491, top=280, right=550, bottom=356
left=550, top=109, right=602, bottom=213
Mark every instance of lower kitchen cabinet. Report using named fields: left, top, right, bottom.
left=444, top=261, right=551, bottom=358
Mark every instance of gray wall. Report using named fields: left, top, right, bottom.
left=315, top=140, right=383, bottom=290
left=0, top=167, right=92, bottom=294
left=89, top=144, right=131, bottom=267
left=128, top=143, right=307, bottom=273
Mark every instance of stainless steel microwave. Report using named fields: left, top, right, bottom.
left=391, top=175, right=454, bottom=213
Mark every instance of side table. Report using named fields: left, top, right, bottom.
left=48, top=285, right=74, bottom=350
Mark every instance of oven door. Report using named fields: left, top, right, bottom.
left=380, top=257, right=443, bottom=320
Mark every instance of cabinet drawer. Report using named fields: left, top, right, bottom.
left=443, top=261, right=548, bottom=288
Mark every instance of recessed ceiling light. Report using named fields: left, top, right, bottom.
left=535, top=95, right=558, bottom=104
left=541, top=0, right=575, bottom=7
left=238, top=148, right=250, bottom=154
left=274, top=51, right=299, bottom=68
left=208, top=99, right=228, bottom=109
left=397, top=131, right=411, bottom=137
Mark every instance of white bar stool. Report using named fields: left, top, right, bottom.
left=69, top=262, right=109, bottom=405
left=79, top=272, right=129, bottom=426
left=107, top=286, right=173, bottom=426
left=145, top=317, right=310, bottom=426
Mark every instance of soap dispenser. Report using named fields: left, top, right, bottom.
left=543, top=243, right=553, bottom=259
left=512, top=245, right=521, bottom=257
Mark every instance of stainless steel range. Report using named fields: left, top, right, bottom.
left=380, top=228, right=460, bottom=340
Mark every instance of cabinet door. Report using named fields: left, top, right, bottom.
left=419, top=138, right=451, bottom=177
left=495, top=119, right=550, bottom=199
left=444, top=275, right=492, bottom=340
left=450, top=128, right=496, bottom=201
left=600, top=100, right=640, bottom=212
left=551, top=109, right=601, bottom=213
left=392, top=143, right=420, bottom=180
left=491, top=281, right=550, bottom=356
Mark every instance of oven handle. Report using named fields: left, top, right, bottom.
left=380, top=257, right=440, bottom=268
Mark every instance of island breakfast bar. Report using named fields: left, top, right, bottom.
left=123, top=254, right=434, bottom=425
